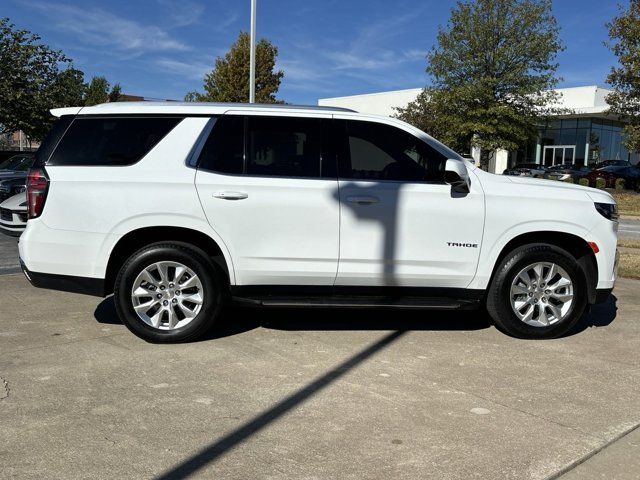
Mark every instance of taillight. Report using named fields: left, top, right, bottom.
left=26, top=168, right=49, bottom=219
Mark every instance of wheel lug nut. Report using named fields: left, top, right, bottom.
left=542, top=297, right=547, bottom=302
left=172, top=298, right=178, bottom=304
left=156, top=293, right=162, bottom=299
left=175, top=290, right=181, bottom=296
left=162, top=300, right=169, bottom=306
left=545, top=290, right=551, bottom=295
left=529, top=293, right=534, bottom=297
left=160, top=285, right=166, bottom=290
left=169, top=283, right=174, bottom=288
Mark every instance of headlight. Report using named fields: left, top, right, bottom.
left=594, top=202, right=619, bottom=222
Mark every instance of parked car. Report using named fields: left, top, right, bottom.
left=545, top=164, right=592, bottom=182
left=20, top=102, right=618, bottom=342
left=0, top=177, right=27, bottom=202
left=586, top=165, right=640, bottom=190
left=0, top=153, right=34, bottom=180
left=593, top=160, right=631, bottom=170
left=503, top=163, right=548, bottom=178
left=0, top=192, right=27, bottom=237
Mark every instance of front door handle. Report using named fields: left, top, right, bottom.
left=345, top=195, right=380, bottom=205
left=213, top=191, right=248, bottom=200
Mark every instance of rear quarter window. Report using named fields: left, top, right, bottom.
left=47, top=117, right=183, bottom=166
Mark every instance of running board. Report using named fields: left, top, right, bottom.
left=231, top=295, right=480, bottom=310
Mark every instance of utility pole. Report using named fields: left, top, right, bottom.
left=249, top=0, right=257, bottom=103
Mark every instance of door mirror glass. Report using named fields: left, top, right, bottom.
left=444, top=159, right=470, bottom=192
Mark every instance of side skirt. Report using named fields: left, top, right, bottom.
left=230, top=286, right=484, bottom=310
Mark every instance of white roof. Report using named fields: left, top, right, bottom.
left=51, top=102, right=355, bottom=118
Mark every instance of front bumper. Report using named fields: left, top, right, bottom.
left=20, top=259, right=105, bottom=297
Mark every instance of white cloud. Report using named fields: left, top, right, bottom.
left=154, top=58, right=213, bottom=80
left=26, top=1, right=190, bottom=57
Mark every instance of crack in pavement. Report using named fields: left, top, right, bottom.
left=0, top=376, right=8, bottom=400
left=548, top=422, right=640, bottom=480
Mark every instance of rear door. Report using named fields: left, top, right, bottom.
left=195, top=113, right=340, bottom=286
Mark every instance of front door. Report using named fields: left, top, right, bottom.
left=543, top=145, right=576, bottom=166
left=334, top=118, right=485, bottom=288
left=195, top=114, right=340, bottom=286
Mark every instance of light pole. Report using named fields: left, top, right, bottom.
left=249, top=0, right=257, bottom=103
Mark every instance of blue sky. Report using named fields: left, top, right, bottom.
left=5, top=0, right=624, bottom=104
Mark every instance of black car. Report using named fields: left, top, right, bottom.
left=0, top=153, right=34, bottom=181
left=544, top=163, right=593, bottom=182
left=503, top=163, right=548, bottom=178
left=0, top=177, right=27, bottom=202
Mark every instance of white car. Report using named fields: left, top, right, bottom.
left=19, top=102, right=619, bottom=342
left=0, top=192, right=27, bottom=237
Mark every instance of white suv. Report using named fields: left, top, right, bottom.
left=19, top=102, right=619, bottom=342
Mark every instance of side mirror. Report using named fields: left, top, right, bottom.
left=444, top=159, right=471, bottom=193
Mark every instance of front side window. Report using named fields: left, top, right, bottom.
left=48, top=117, right=183, bottom=166
left=198, top=115, right=333, bottom=178
left=340, top=120, right=447, bottom=182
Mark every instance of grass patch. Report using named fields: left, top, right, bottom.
left=610, top=190, right=640, bottom=217
left=619, top=250, right=640, bottom=280
left=619, top=239, right=640, bottom=249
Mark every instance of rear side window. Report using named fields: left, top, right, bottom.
left=48, top=117, right=183, bottom=166
left=33, top=115, right=74, bottom=167
left=339, top=120, right=447, bottom=182
left=247, top=116, right=322, bottom=177
left=198, top=115, right=334, bottom=178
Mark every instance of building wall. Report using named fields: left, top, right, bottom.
left=319, top=85, right=638, bottom=171
left=318, top=88, right=422, bottom=117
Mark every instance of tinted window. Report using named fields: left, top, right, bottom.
left=246, top=116, right=322, bottom=177
left=48, top=117, right=182, bottom=166
left=197, top=116, right=244, bottom=174
left=33, top=116, right=74, bottom=167
left=198, top=115, right=334, bottom=178
left=340, top=120, right=446, bottom=182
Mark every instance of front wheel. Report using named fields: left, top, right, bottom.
left=486, top=244, right=588, bottom=339
left=114, top=242, right=224, bottom=343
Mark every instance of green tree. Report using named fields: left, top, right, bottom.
left=53, top=66, right=87, bottom=107
left=606, top=1, right=640, bottom=153
left=187, top=31, right=284, bottom=103
left=0, top=17, right=72, bottom=141
left=84, top=76, right=110, bottom=106
left=396, top=0, right=563, bottom=158
left=108, top=83, right=122, bottom=103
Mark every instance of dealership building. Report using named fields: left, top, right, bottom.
left=318, top=85, right=638, bottom=173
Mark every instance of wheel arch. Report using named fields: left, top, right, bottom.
left=487, top=231, right=598, bottom=304
left=104, top=226, right=233, bottom=296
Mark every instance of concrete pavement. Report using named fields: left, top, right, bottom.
left=619, top=217, right=640, bottom=241
left=1, top=273, right=639, bottom=479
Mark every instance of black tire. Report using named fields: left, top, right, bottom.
left=114, top=242, right=225, bottom=343
left=486, top=244, right=588, bottom=339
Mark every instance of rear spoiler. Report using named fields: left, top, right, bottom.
left=50, top=107, right=83, bottom=117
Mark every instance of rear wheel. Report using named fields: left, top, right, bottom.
left=114, top=242, right=224, bottom=343
left=486, top=244, right=588, bottom=339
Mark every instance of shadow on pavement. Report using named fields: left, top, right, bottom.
left=95, top=293, right=619, bottom=340
left=155, top=330, right=406, bottom=480
left=565, top=294, right=618, bottom=336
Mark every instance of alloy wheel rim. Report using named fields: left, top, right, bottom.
left=131, top=261, right=204, bottom=330
left=509, top=262, right=574, bottom=328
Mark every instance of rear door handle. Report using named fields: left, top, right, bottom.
left=213, top=191, right=248, bottom=200
left=345, top=195, right=380, bottom=205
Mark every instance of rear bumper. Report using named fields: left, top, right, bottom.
left=20, top=259, right=105, bottom=297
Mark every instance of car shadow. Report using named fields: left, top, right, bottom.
left=564, top=294, right=618, bottom=336
left=94, top=293, right=619, bottom=341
